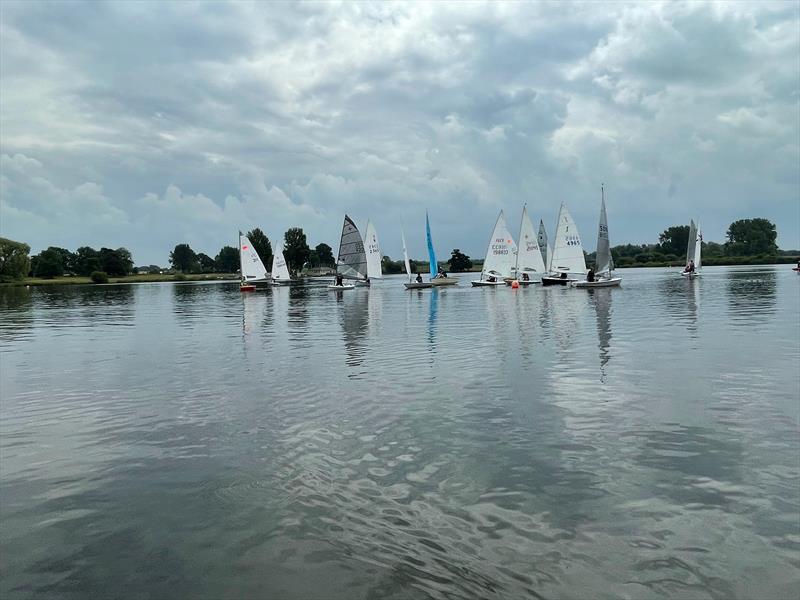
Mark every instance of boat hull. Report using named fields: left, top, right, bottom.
left=541, top=276, right=576, bottom=286
left=573, top=277, right=622, bottom=288
left=270, top=279, right=292, bottom=286
left=404, top=282, right=433, bottom=289
left=471, top=280, right=504, bottom=287
left=240, top=285, right=256, bottom=292
left=680, top=271, right=700, bottom=278
left=430, top=277, right=458, bottom=287
left=504, top=278, right=538, bottom=286
left=328, top=284, right=356, bottom=290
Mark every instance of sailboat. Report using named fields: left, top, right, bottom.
left=363, top=220, right=383, bottom=284
left=506, top=205, right=546, bottom=286
left=399, top=227, right=418, bottom=287
left=538, top=219, right=551, bottom=273
left=574, top=185, right=622, bottom=288
left=270, top=245, right=292, bottom=285
left=239, top=231, right=269, bottom=292
left=404, top=212, right=457, bottom=289
left=541, top=202, right=587, bottom=286
left=329, top=215, right=368, bottom=290
left=472, top=210, right=517, bottom=287
left=681, top=220, right=702, bottom=278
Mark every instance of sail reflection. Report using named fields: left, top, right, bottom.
left=339, top=291, right=369, bottom=373
left=588, top=288, right=613, bottom=382
left=427, top=288, right=438, bottom=352
left=658, top=276, right=700, bottom=335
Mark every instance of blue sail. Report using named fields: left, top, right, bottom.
left=426, top=211, right=437, bottom=280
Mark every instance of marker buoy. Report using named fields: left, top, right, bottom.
left=511, top=280, right=520, bottom=289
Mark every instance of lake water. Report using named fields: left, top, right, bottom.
left=1, top=266, right=798, bottom=599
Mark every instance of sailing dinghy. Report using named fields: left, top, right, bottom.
left=472, top=210, right=517, bottom=287
left=239, top=231, right=269, bottom=292
left=270, top=245, right=292, bottom=285
left=362, top=220, right=383, bottom=285
left=541, top=203, right=587, bottom=286
left=681, top=220, right=702, bottom=278
left=329, top=215, right=367, bottom=290
left=405, top=212, right=457, bottom=289
left=505, top=205, right=546, bottom=286
left=574, top=185, right=621, bottom=288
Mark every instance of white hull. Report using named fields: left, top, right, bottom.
left=471, top=280, right=505, bottom=287
left=573, top=277, right=622, bottom=288
left=680, top=271, right=701, bottom=278
left=328, top=284, right=356, bottom=290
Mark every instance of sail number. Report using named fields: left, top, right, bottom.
left=565, top=235, right=581, bottom=246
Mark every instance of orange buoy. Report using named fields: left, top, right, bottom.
left=511, top=280, right=520, bottom=289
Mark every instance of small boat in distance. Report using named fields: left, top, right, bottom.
left=329, top=215, right=367, bottom=290
left=541, top=203, right=587, bottom=286
left=506, top=204, right=546, bottom=286
left=574, top=185, right=622, bottom=288
left=472, top=210, right=516, bottom=287
left=681, top=220, right=702, bottom=278
left=239, top=230, right=269, bottom=292
left=400, top=226, right=431, bottom=289
left=270, top=245, right=292, bottom=285
left=405, top=212, right=457, bottom=289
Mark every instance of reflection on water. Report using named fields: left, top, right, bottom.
left=1, top=268, right=798, bottom=600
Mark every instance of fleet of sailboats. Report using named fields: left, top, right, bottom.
left=236, top=186, right=712, bottom=294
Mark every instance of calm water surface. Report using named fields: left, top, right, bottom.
left=1, top=266, right=798, bottom=599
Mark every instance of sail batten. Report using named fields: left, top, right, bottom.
left=336, top=215, right=368, bottom=280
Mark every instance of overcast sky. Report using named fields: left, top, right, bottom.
left=1, top=1, right=798, bottom=265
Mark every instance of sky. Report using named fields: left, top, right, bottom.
left=1, top=1, right=798, bottom=265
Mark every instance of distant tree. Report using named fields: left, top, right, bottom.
left=315, top=243, right=335, bottom=267
left=246, top=228, right=273, bottom=269
left=448, top=248, right=473, bottom=272
left=99, top=247, right=133, bottom=276
left=725, top=218, right=778, bottom=256
left=704, top=241, right=725, bottom=258
left=215, top=246, right=239, bottom=273
left=381, top=255, right=405, bottom=275
left=658, top=225, right=690, bottom=256
left=197, top=253, right=216, bottom=273
left=90, top=271, right=109, bottom=284
left=307, top=249, right=320, bottom=268
left=34, top=247, right=65, bottom=278
left=0, top=237, right=31, bottom=281
left=170, top=243, right=198, bottom=273
left=75, top=246, right=101, bottom=276
left=283, top=228, right=310, bottom=276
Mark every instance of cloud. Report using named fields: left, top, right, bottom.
left=1, top=1, right=798, bottom=263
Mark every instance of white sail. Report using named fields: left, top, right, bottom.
left=239, top=231, right=269, bottom=282
left=694, top=225, right=702, bottom=271
left=271, top=246, right=291, bottom=281
left=686, top=220, right=697, bottom=266
left=549, top=203, right=587, bottom=274
left=515, top=206, right=546, bottom=275
left=364, top=220, right=383, bottom=279
left=538, top=220, right=551, bottom=272
left=336, top=215, right=368, bottom=280
left=595, top=190, right=612, bottom=275
left=401, top=228, right=412, bottom=281
left=481, top=210, right=517, bottom=278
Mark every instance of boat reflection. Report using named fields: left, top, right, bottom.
left=588, top=287, right=613, bottom=382
left=339, top=290, right=369, bottom=373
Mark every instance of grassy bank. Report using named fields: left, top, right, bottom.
left=1, top=273, right=239, bottom=287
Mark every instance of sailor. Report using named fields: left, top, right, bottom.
left=415, top=273, right=423, bottom=283
left=335, top=274, right=343, bottom=286
left=587, top=269, right=595, bottom=282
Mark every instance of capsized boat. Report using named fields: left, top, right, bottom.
left=680, top=220, right=702, bottom=278
left=406, top=212, right=457, bottom=289
left=541, top=203, right=587, bottom=286
left=270, top=245, right=292, bottom=285
left=573, top=185, right=622, bottom=288
left=239, top=230, right=269, bottom=292
left=505, top=204, right=546, bottom=286
left=329, top=215, right=367, bottom=290
left=472, top=210, right=517, bottom=287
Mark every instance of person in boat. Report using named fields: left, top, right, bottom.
left=560, top=272, right=567, bottom=280
left=587, top=269, right=595, bottom=282
left=335, top=273, right=343, bottom=286
left=435, top=267, right=448, bottom=279
left=685, top=260, right=695, bottom=273
left=522, top=273, right=530, bottom=281
left=415, top=273, right=423, bottom=283
left=487, top=275, right=497, bottom=283
left=364, top=277, right=370, bottom=286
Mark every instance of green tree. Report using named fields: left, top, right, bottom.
left=0, top=237, right=31, bottom=281
left=725, top=218, right=778, bottom=256
left=99, top=247, right=133, bottom=276
left=307, top=248, right=320, bottom=268
left=246, top=228, right=273, bottom=268
left=315, top=243, right=335, bottom=267
left=75, top=246, right=101, bottom=276
left=447, top=248, right=473, bottom=272
left=34, top=247, right=65, bottom=278
left=381, top=255, right=404, bottom=274
left=658, top=225, right=690, bottom=256
left=197, top=253, right=216, bottom=272
left=215, top=246, right=239, bottom=273
left=283, top=228, right=310, bottom=276
left=170, top=243, right=198, bottom=273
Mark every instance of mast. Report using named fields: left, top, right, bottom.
left=514, top=205, right=525, bottom=279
